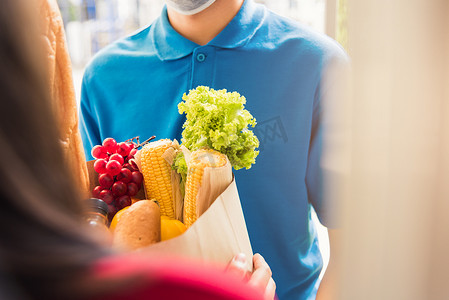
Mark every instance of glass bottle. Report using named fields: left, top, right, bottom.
left=84, top=198, right=112, bottom=245
left=84, top=198, right=109, bottom=227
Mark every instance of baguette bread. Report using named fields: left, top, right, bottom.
left=39, top=0, right=90, bottom=198
left=113, top=200, right=161, bottom=251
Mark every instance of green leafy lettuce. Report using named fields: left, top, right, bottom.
left=178, top=86, right=259, bottom=170
left=172, top=151, right=187, bottom=197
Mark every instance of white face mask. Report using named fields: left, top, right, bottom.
left=166, top=0, right=216, bottom=15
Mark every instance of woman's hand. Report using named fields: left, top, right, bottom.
left=227, top=253, right=276, bottom=300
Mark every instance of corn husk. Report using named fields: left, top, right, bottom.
left=183, top=147, right=233, bottom=220
left=161, top=140, right=184, bottom=222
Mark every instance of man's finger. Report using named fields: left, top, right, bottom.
left=264, top=278, right=276, bottom=300
left=226, top=253, right=249, bottom=281
left=248, top=253, right=272, bottom=291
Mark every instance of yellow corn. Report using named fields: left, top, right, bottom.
left=140, top=139, right=176, bottom=218
left=183, top=148, right=228, bottom=227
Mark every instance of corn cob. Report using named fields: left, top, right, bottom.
left=183, top=148, right=228, bottom=227
left=140, top=139, right=176, bottom=218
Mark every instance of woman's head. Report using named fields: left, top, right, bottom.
left=0, top=0, right=107, bottom=298
left=0, top=0, right=84, bottom=237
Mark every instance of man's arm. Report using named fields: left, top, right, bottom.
left=316, top=228, right=341, bottom=300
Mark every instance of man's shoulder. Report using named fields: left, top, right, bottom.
left=258, top=9, right=347, bottom=62
left=83, top=24, right=156, bottom=82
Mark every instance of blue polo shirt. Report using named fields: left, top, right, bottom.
left=80, top=1, right=347, bottom=299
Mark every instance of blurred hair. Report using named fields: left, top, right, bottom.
left=0, top=0, right=109, bottom=298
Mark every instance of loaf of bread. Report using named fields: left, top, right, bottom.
left=113, top=200, right=161, bottom=251
left=38, top=0, right=90, bottom=198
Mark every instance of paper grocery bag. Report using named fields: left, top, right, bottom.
left=87, top=159, right=253, bottom=271
left=144, top=178, right=254, bottom=272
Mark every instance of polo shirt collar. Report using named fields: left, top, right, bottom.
left=209, top=0, right=265, bottom=49
left=152, top=0, right=265, bottom=61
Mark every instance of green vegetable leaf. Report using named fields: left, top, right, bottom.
left=178, top=86, right=259, bottom=170
left=172, top=151, right=187, bottom=198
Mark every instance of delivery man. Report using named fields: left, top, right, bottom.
left=80, top=0, right=348, bottom=299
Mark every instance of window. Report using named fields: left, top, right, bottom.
left=59, top=0, right=327, bottom=67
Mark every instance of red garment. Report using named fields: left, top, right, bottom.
left=92, top=255, right=263, bottom=300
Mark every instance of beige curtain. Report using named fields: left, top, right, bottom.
left=325, top=0, right=337, bottom=39
left=333, top=0, right=449, bottom=299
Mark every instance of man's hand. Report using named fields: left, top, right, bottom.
left=227, top=253, right=276, bottom=300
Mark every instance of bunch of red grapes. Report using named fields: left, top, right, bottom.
left=91, top=137, right=143, bottom=220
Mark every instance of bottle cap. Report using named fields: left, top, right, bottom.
left=85, top=198, right=109, bottom=217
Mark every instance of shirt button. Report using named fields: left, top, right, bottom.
left=196, top=53, right=206, bottom=62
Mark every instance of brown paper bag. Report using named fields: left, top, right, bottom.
left=87, top=160, right=253, bottom=271
left=144, top=178, right=253, bottom=271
